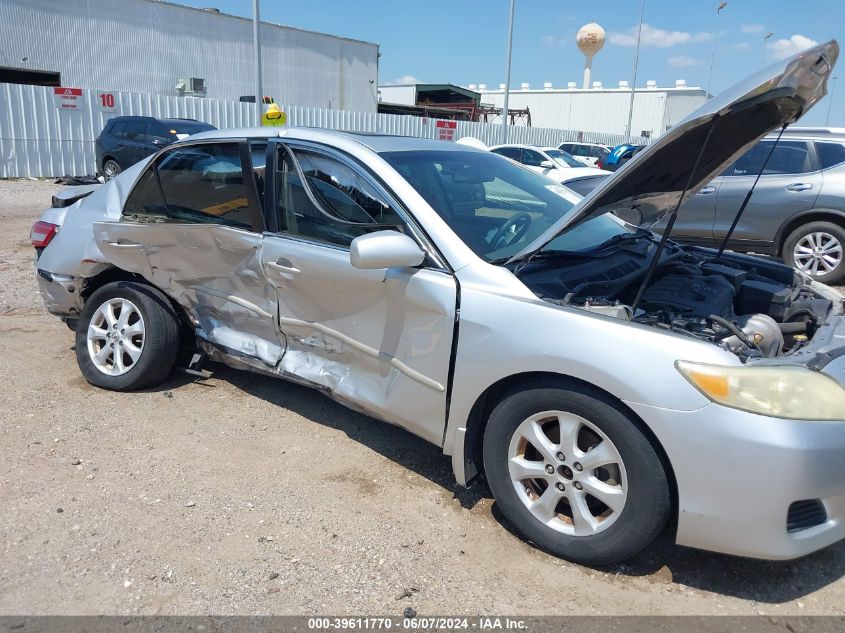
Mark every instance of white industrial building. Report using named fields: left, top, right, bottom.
left=474, top=81, right=708, bottom=138
left=0, top=0, right=379, bottom=111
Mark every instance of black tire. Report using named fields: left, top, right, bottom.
left=75, top=282, right=180, bottom=391
left=783, top=221, right=845, bottom=285
left=102, top=158, right=122, bottom=181
left=483, top=380, right=670, bottom=566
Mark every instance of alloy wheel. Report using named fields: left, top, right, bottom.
left=507, top=410, right=627, bottom=536
left=86, top=298, right=145, bottom=376
left=793, top=231, right=843, bottom=276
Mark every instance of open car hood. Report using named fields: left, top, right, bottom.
left=508, top=39, right=839, bottom=263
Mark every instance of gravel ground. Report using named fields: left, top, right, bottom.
left=0, top=179, right=843, bottom=616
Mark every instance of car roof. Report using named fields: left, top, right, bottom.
left=184, top=127, right=481, bottom=153
left=110, top=116, right=204, bottom=123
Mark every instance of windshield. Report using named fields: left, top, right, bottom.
left=544, top=149, right=583, bottom=168
left=381, top=149, right=625, bottom=262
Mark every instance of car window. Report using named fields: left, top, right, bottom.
left=123, top=142, right=254, bottom=229
left=492, top=147, right=521, bottom=161
left=520, top=149, right=546, bottom=167
left=274, top=148, right=405, bottom=248
left=590, top=146, right=608, bottom=159
left=559, top=143, right=574, bottom=154
left=382, top=149, right=580, bottom=262
left=815, top=141, right=845, bottom=170
left=146, top=123, right=171, bottom=144
left=725, top=140, right=814, bottom=176
left=124, top=120, right=148, bottom=141
left=545, top=149, right=582, bottom=168
left=109, top=121, right=127, bottom=138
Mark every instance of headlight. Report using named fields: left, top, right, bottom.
left=676, top=361, right=845, bottom=421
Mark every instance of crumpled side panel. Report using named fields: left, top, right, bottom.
left=94, top=221, right=284, bottom=366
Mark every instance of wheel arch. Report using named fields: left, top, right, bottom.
left=81, top=267, right=192, bottom=331
left=774, top=208, right=845, bottom=255
left=459, top=371, right=678, bottom=518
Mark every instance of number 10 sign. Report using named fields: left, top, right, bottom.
left=96, top=92, right=118, bottom=113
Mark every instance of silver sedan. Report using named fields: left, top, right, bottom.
left=32, top=41, right=845, bottom=564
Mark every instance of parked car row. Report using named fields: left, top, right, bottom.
left=30, top=41, right=845, bottom=565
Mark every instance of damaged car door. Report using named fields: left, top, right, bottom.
left=94, top=140, right=285, bottom=366
left=260, top=141, right=458, bottom=445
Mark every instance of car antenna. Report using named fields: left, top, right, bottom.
left=630, top=117, right=719, bottom=316
left=714, top=124, right=788, bottom=259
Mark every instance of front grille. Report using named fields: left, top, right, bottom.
left=787, top=499, right=828, bottom=533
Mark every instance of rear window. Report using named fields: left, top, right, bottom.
left=162, top=121, right=216, bottom=140
left=816, top=141, right=845, bottom=170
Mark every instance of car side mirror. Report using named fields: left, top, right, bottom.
left=540, top=160, right=555, bottom=169
left=350, top=230, right=425, bottom=270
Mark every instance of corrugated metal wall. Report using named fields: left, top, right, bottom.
left=479, top=89, right=707, bottom=137
left=0, top=83, right=650, bottom=178
left=0, top=0, right=379, bottom=111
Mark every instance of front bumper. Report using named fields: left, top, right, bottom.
left=36, top=269, right=83, bottom=317
left=625, top=400, right=845, bottom=560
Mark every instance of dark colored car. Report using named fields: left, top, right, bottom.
left=602, top=143, right=645, bottom=171
left=95, top=116, right=216, bottom=180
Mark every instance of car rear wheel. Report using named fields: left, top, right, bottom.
left=483, top=381, right=670, bottom=566
left=783, top=221, right=845, bottom=285
left=75, top=282, right=180, bottom=391
left=102, top=158, right=122, bottom=180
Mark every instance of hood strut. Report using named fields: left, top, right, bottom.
left=630, top=117, right=719, bottom=315
left=715, top=124, right=788, bottom=258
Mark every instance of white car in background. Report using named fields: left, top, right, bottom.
left=490, top=144, right=610, bottom=184
left=558, top=141, right=612, bottom=168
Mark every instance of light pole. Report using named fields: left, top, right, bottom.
left=705, top=1, right=727, bottom=98
left=501, top=0, right=516, bottom=144
left=763, top=31, right=773, bottom=65
left=826, top=76, right=838, bottom=126
left=625, top=0, right=645, bottom=142
left=253, top=0, right=263, bottom=118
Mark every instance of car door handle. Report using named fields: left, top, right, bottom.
left=266, top=259, right=301, bottom=275
left=107, top=241, right=144, bottom=248
left=696, top=186, right=716, bottom=195
left=786, top=183, right=813, bottom=192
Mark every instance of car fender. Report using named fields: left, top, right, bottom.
left=443, top=261, right=738, bottom=483
left=773, top=207, right=845, bottom=253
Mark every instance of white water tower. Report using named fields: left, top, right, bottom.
left=577, top=23, right=606, bottom=89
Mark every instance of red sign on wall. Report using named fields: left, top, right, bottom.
left=53, top=87, right=84, bottom=110
left=435, top=119, right=457, bottom=141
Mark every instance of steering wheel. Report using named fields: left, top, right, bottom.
left=489, top=212, right=533, bottom=251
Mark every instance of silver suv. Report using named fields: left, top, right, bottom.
left=674, top=127, right=845, bottom=284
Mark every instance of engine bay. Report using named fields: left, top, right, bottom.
left=515, top=238, right=838, bottom=360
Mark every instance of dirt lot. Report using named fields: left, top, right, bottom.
left=0, top=179, right=843, bottom=616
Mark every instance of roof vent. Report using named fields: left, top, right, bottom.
left=543, top=82, right=553, bottom=90
left=520, top=82, right=530, bottom=89
left=618, top=80, right=629, bottom=88
left=567, top=81, right=577, bottom=89
left=646, top=80, right=657, bottom=88
left=478, top=83, right=487, bottom=91
left=592, top=81, right=603, bottom=89
left=499, top=83, right=506, bottom=90
left=468, top=84, right=477, bottom=90
left=675, top=79, right=687, bottom=87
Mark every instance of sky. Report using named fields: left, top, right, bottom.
left=179, top=0, right=844, bottom=127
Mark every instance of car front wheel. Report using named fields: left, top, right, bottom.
left=75, top=282, right=180, bottom=391
left=783, top=221, right=845, bottom=285
left=483, top=381, right=670, bottom=566
left=102, top=158, right=122, bottom=180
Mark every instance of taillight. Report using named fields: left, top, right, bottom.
left=596, top=160, right=603, bottom=169
left=31, top=221, right=58, bottom=248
